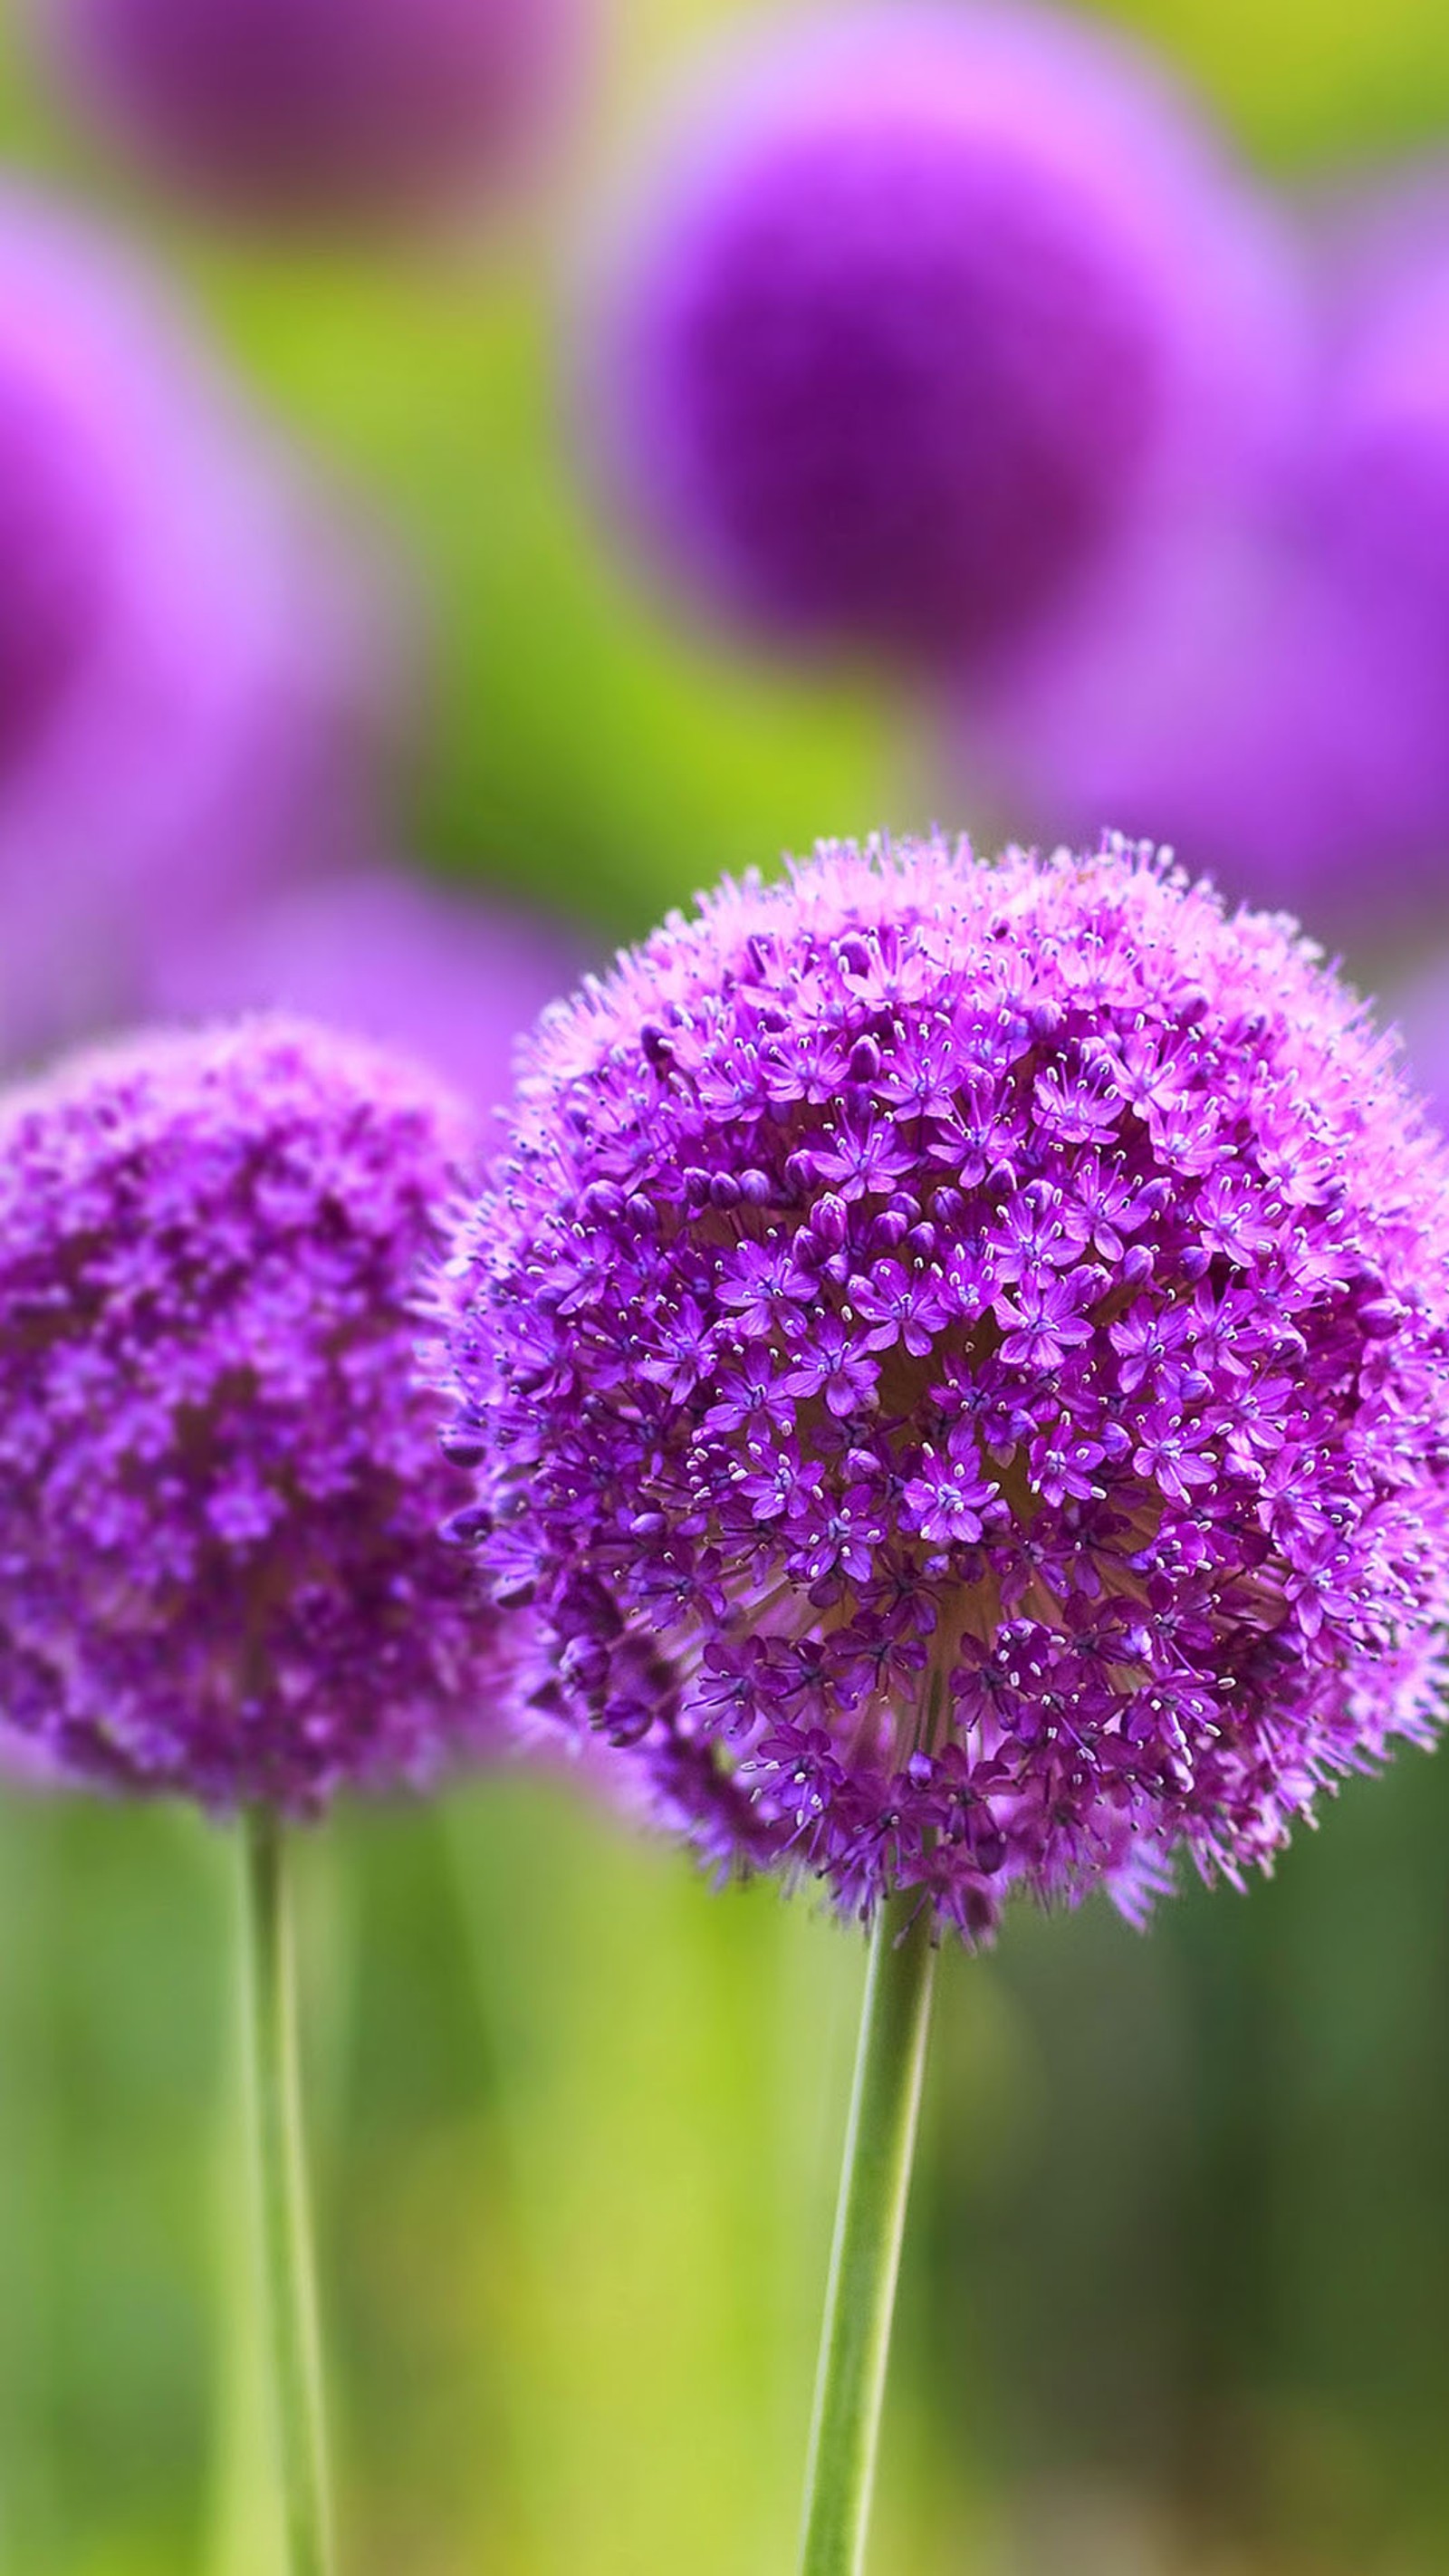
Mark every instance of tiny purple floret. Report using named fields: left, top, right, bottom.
left=437, top=835, right=1449, bottom=1941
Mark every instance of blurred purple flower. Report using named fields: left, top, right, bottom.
left=958, top=492, right=1449, bottom=937
left=1318, top=176, right=1449, bottom=664
left=41, top=0, right=582, bottom=226
left=964, top=179, right=1449, bottom=938
left=0, top=191, right=388, bottom=1065
left=437, top=834, right=1449, bottom=1942
left=591, top=4, right=1301, bottom=670
left=149, top=866, right=585, bottom=1121
left=0, top=1017, right=515, bottom=1812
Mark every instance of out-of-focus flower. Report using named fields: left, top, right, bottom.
left=40, top=0, right=582, bottom=226
left=589, top=4, right=1300, bottom=671
left=0, top=1018, right=513, bottom=1812
left=1318, top=179, right=1449, bottom=665
left=0, top=191, right=387, bottom=1065
left=956, top=492, right=1448, bottom=937
left=437, top=835, right=1449, bottom=1941
left=964, top=182, right=1449, bottom=940
left=149, top=866, right=585, bottom=1122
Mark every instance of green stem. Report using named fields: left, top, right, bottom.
left=797, top=1889, right=939, bottom=2576
left=238, top=1808, right=333, bottom=2576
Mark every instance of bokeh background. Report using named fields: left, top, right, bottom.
left=3, top=0, right=1449, bottom=2571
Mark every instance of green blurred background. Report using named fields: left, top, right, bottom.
left=3, top=2, right=1449, bottom=2571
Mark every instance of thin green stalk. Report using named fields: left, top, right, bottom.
left=797, top=1888, right=938, bottom=2576
left=238, top=1808, right=333, bottom=2576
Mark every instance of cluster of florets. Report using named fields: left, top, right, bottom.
left=0, top=1017, right=505, bottom=1812
left=437, top=835, right=1449, bottom=1939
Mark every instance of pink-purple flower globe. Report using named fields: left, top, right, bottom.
left=0, top=1018, right=507, bottom=1812
left=43, top=0, right=581, bottom=225
left=437, top=836, right=1449, bottom=1940
left=0, top=193, right=384, bottom=1065
left=595, top=5, right=1300, bottom=669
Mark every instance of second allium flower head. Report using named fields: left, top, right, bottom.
left=438, top=836, right=1449, bottom=1940
left=0, top=1018, right=504, bottom=1811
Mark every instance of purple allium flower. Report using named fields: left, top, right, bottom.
left=148, top=866, right=588, bottom=1120
left=592, top=5, right=1300, bottom=669
left=0, top=192, right=386, bottom=1065
left=0, top=1017, right=508, bottom=1812
left=437, top=834, right=1449, bottom=1941
left=41, top=0, right=581, bottom=226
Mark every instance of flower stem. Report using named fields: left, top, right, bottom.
left=797, top=1888, right=939, bottom=2576
left=238, top=1807, right=333, bottom=2576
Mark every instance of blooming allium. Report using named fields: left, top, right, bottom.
left=0, top=1017, right=508, bottom=1812
left=437, top=835, right=1449, bottom=1940
left=149, top=865, right=586, bottom=1121
left=592, top=4, right=1300, bottom=668
left=0, top=190, right=386, bottom=1066
left=42, top=0, right=581, bottom=225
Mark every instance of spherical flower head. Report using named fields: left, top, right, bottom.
left=41, top=0, right=582, bottom=226
left=437, top=835, right=1449, bottom=1941
left=0, top=1016, right=510, bottom=1812
left=592, top=4, right=1301, bottom=670
left=0, top=192, right=388, bottom=1065
left=149, top=866, right=587, bottom=1120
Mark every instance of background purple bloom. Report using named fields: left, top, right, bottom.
left=1318, top=178, right=1449, bottom=668
left=958, top=491, right=1449, bottom=935
left=0, top=1017, right=511, bottom=1812
left=37, top=0, right=583, bottom=226
left=0, top=190, right=387, bottom=1066
left=439, top=835, right=1449, bottom=1940
left=591, top=4, right=1302, bottom=670
left=962, top=178, right=1449, bottom=938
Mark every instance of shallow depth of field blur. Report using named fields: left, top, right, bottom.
left=5, top=1, right=1449, bottom=2571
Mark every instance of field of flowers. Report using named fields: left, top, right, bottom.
left=5, top=4, right=1449, bottom=2573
